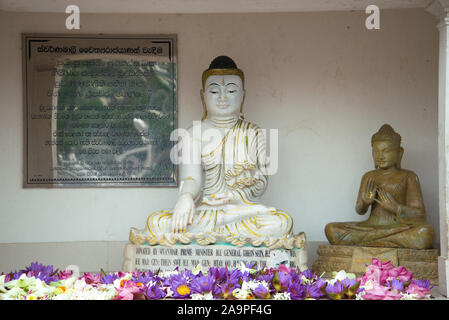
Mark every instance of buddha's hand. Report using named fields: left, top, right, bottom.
left=373, top=188, right=400, bottom=215
left=361, top=177, right=377, bottom=206
left=202, top=191, right=239, bottom=206
left=171, top=192, right=196, bottom=233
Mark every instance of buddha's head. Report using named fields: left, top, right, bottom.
left=200, top=56, right=245, bottom=120
left=371, top=124, right=404, bottom=170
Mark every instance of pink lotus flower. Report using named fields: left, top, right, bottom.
left=81, top=273, right=102, bottom=286
left=113, top=280, right=144, bottom=300
left=386, top=266, right=413, bottom=283
left=360, top=266, right=383, bottom=285
left=58, top=270, right=73, bottom=280
left=404, top=282, right=430, bottom=298
left=362, top=282, right=402, bottom=300
left=361, top=259, right=413, bottom=286
left=278, top=265, right=290, bottom=274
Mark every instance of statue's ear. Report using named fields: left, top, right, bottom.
left=397, top=147, right=404, bottom=169
left=240, top=90, right=246, bottom=119
left=200, top=89, right=207, bottom=120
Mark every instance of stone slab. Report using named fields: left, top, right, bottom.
left=312, top=244, right=439, bottom=284
left=123, top=242, right=308, bottom=272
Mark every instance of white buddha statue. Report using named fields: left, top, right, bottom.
left=129, top=56, right=305, bottom=249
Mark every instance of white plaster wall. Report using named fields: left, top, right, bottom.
left=0, top=9, right=440, bottom=249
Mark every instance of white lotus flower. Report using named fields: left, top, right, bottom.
left=241, top=280, right=269, bottom=291
left=273, top=292, right=291, bottom=300
left=28, top=278, right=54, bottom=298
left=191, top=292, right=214, bottom=300
left=232, top=288, right=251, bottom=299
left=237, top=262, right=257, bottom=275
left=0, top=275, right=6, bottom=293
left=1, top=286, right=27, bottom=300
left=327, top=270, right=357, bottom=285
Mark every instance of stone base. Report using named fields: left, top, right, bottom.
left=123, top=242, right=308, bottom=272
left=438, top=257, right=449, bottom=297
left=311, top=245, right=438, bottom=284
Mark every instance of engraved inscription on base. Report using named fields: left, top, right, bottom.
left=123, top=243, right=307, bottom=272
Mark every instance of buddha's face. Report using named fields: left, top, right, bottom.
left=372, top=140, right=401, bottom=170
left=203, top=75, right=244, bottom=118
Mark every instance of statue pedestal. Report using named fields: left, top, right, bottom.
left=312, top=244, right=438, bottom=284
left=123, top=242, right=307, bottom=272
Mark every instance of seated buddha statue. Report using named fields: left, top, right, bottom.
left=129, top=56, right=304, bottom=249
left=325, top=124, right=434, bottom=249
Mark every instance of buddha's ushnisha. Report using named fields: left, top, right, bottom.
left=325, top=124, right=434, bottom=249
left=130, top=56, right=304, bottom=248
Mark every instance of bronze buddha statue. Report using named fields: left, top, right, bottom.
left=325, top=124, right=434, bottom=249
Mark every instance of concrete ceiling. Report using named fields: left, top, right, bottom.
left=0, top=0, right=435, bottom=14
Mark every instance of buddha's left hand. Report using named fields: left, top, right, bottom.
left=373, top=188, right=401, bottom=215
left=202, top=191, right=239, bottom=206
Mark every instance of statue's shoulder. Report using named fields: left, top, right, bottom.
left=399, top=169, right=420, bottom=181
left=362, top=170, right=377, bottom=180
left=240, top=119, right=261, bottom=131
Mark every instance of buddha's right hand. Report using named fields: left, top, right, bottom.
left=202, top=191, right=239, bottom=206
left=361, top=177, right=377, bottom=206
left=171, top=192, right=196, bottom=233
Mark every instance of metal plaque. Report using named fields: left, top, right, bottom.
left=23, top=34, right=177, bottom=187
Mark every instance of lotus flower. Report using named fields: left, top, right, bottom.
left=362, top=282, right=402, bottom=300
left=286, top=280, right=306, bottom=300
left=404, top=280, right=432, bottom=298
left=145, top=284, right=166, bottom=299
left=170, top=274, right=192, bottom=299
left=252, top=283, right=270, bottom=299
left=113, top=280, right=144, bottom=300
left=190, top=273, right=215, bottom=294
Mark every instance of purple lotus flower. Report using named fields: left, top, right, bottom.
left=256, top=273, right=274, bottom=285
left=224, top=268, right=243, bottom=287
left=145, top=284, right=166, bottom=299
left=340, top=278, right=357, bottom=288
left=171, top=274, right=192, bottom=299
left=324, top=281, right=345, bottom=300
left=341, top=278, right=362, bottom=298
left=411, top=279, right=434, bottom=290
left=183, top=269, right=195, bottom=280
left=252, top=284, right=270, bottom=299
left=245, top=262, right=257, bottom=269
left=300, top=269, right=315, bottom=281
left=161, top=271, right=188, bottom=287
left=209, top=267, right=227, bottom=281
left=132, top=271, right=155, bottom=286
left=216, top=280, right=239, bottom=299
left=24, top=262, right=51, bottom=274
left=230, top=268, right=244, bottom=279
left=101, top=273, right=119, bottom=285
left=15, top=262, right=59, bottom=284
left=306, top=278, right=326, bottom=299
left=286, top=280, right=307, bottom=300
left=390, top=279, right=404, bottom=291
left=211, top=266, right=241, bottom=297
left=190, top=273, right=215, bottom=294
left=278, top=272, right=293, bottom=289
